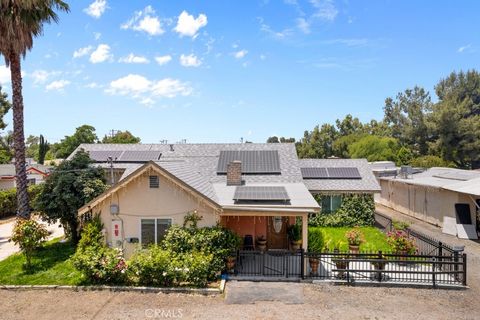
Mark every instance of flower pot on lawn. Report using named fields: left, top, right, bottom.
left=348, top=245, right=360, bottom=254
left=309, top=257, right=320, bottom=276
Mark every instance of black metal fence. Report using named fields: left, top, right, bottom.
left=374, top=211, right=455, bottom=256
left=232, top=249, right=467, bottom=287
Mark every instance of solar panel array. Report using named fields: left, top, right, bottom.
left=87, top=150, right=162, bottom=162
left=301, top=167, right=361, bottom=179
left=233, top=186, right=290, bottom=201
left=217, top=150, right=281, bottom=174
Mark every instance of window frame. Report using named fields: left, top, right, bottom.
left=139, top=217, right=172, bottom=246
left=321, top=195, right=342, bottom=214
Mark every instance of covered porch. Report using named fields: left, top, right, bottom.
left=219, top=210, right=309, bottom=251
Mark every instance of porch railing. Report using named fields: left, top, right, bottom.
left=232, top=249, right=467, bottom=287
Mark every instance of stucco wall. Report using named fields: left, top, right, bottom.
left=377, top=179, right=478, bottom=227
left=0, top=180, right=15, bottom=190
left=92, top=170, right=219, bottom=257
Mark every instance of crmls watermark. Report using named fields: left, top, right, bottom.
left=145, top=308, right=184, bottom=318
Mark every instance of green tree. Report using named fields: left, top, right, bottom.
left=266, top=136, right=295, bottom=143
left=38, top=134, right=49, bottom=164
left=25, top=135, right=39, bottom=159
left=0, top=0, right=69, bottom=219
left=332, top=133, right=365, bottom=158
left=384, top=86, right=433, bottom=155
left=102, top=130, right=141, bottom=144
left=410, top=155, right=455, bottom=168
left=335, top=114, right=364, bottom=137
left=0, top=87, right=12, bottom=164
left=348, top=135, right=400, bottom=162
left=53, top=125, right=98, bottom=159
left=396, top=146, right=414, bottom=166
left=35, top=150, right=107, bottom=244
left=432, top=70, right=480, bottom=168
left=296, top=124, right=338, bottom=158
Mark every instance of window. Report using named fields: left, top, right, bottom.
left=149, top=175, right=159, bottom=188
left=321, top=195, right=342, bottom=214
left=27, top=178, right=36, bottom=186
left=140, top=218, right=171, bottom=245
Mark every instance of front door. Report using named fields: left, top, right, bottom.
left=267, top=216, right=288, bottom=249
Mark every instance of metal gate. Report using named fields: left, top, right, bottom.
left=234, top=250, right=302, bottom=278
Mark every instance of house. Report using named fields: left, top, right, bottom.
left=0, top=164, right=52, bottom=190
left=299, top=158, right=381, bottom=213
left=377, top=167, right=480, bottom=229
left=74, top=143, right=320, bottom=257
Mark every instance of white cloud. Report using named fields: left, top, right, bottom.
left=94, top=32, right=102, bottom=40
left=457, top=44, right=472, bottom=53
left=323, top=38, right=369, bottom=47
left=234, top=49, right=248, bottom=59
left=89, top=44, right=112, bottom=63
left=121, top=6, right=164, bottom=36
left=0, top=65, right=10, bottom=85
left=85, top=82, right=101, bottom=89
left=30, top=70, right=60, bottom=84
left=296, top=17, right=310, bottom=34
left=155, top=55, right=172, bottom=66
left=73, top=46, right=93, bottom=58
left=118, top=53, right=150, bottom=64
left=105, top=74, right=192, bottom=105
left=179, top=54, right=202, bottom=67
left=45, top=80, right=70, bottom=91
left=310, top=0, right=338, bottom=22
left=259, top=18, right=293, bottom=39
left=84, top=0, right=108, bottom=19
left=173, top=11, right=208, bottom=38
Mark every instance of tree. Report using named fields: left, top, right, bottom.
left=384, top=86, right=433, bottom=155
left=35, top=150, right=107, bottom=244
left=348, top=135, right=400, bottom=162
left=410, top=155, right=455, bottom=168
left=38, top=134, right=49, bottom=164
left=102, top=130, right=141, bottom=144
left=53, top=125, right=98, bottom=159
left=0, top=0, right=70, bottom=219
left=335, top=114, right=364, bottom=137
left=296, top=124, right=338, bottom=158
left=25, top=135, right=39, bottom=159
left=432, top=70, right=480, bottom=168
left=0, top=87, right=12, bottom=164
left=266, top=136, right=295, bottom=143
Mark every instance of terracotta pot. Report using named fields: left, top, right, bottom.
left=291, top=241, right=301, bottom=251
left=349, top=244, right=360, bottom=254
left=226, top=256, right=236, bottom=273
left=309, top=258, right=320, bottom=276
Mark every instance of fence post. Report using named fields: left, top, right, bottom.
left=301, top=249, right=305, bottom=280
left=462, top=253, right=467, bottom=286
left=285, top=251, right=289, bottom=278
left=453, top=250, right=459, bottom=282
left=432, top=257, right=436, bottom=288
left=438, top=242, right=443, bottom=270
left=377, top=250, right=383, bottom=282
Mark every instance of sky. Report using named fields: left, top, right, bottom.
left=0, top=0, right=478, bottom=144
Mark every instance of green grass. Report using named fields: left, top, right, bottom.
left=320, top=227, right=391, bottom=253
left=0, top=238, right=84, bottom=285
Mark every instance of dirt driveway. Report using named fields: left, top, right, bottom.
left=0, top=283, right=477, bottom=320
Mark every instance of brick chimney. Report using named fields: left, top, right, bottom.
left=227, top=161, right=242, bottom=186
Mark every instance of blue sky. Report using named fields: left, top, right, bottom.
left=0, top=0, right=478, bottom=143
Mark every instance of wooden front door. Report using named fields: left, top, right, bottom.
left=267, top=216, right=288, bottom=249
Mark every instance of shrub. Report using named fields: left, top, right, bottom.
left=170, top=251, right=216, bottom=287
left=0, top=185, right=44, bottom=219
left=309, top=194, right=375, bottom=227
left=410, top=155, right=455, bottom=168
left=287, top=224, right=302, bottom=242
left=10, top=219, right=49, bottom=270
left=345, top=227, right=364, bottom=246
left=129, top=246, right=173, bottom=286
left=307, top=227, right=324, bottom=252
left=386, top=230, right=417, bottom=254
left=392, top=220, right=410, bottom=231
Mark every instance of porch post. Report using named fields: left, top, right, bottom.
left=302, top=214, right=308, bottom=251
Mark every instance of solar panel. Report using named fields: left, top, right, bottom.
left=217, top=150, right=281, bottom=174
left=301, top=167, right=328, bottom=179
left=87, top=151, right=123, bottom=162
left=118, top=151, right=162, bottom=162
left=301, top=167, right=361, bottom=179
left=233, top=186, right=290, bottom=201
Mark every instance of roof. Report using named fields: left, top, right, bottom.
left=0, top=164, right=52, bottom=177
left=299, top=158, right=381, bottom=193
left=380, top=167, right=480, bottom=196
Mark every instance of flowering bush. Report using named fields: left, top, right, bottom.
left=386, top=230, right=417, bottom=254
left=128, top=246, right=173, bottom=286
left=11, top=219, right=49, bottom=270
left=345, top=227, right=364, bottom=246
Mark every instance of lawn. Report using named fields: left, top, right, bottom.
left=0, top=238, right=84, bottom=285
left=320, top=227, right=391, bottom=252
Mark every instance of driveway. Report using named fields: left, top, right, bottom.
left=0, top=217, right=64, bottom=261
left=225, top=281, right=304, bottom=304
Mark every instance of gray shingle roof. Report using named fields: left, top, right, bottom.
left=299, top=158, right=381, bottom=193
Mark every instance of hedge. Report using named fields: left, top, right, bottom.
left=0, top=185, right=43, bottom=219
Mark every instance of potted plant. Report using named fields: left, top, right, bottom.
left=307, top=227, right=324, bottom=276
left=386, top=230, right=417, bottom=262
left=287, top=224, right=302, bottom=251
left=256, top=235, right=267, bottom=252
left=345, top=227, right=364, bottom=254
left=224, top=230, right=242, bottom=274
left=332, top=245, right=349, bottom=279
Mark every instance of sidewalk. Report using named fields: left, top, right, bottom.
left=0, top=218, right=64, bottom=261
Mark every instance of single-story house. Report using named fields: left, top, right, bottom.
left=0, top=164, right=52, bottom=190
left=377, top=167, right=480, bottom=229
left=299, top=158, right=381, bottom=213
left=74, top=143, right=320, bottom=257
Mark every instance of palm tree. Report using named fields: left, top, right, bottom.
left=0, top=0, right=69, bottom=219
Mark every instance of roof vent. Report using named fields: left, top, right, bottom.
left=169, top=144, right=174, bottom=152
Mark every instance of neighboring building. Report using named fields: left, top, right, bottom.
left=299, top=158, right=381, bottom=214
left=0, top=164, right=52, bottom=190
left=370, top=161, right=398, bottom=178
left=74, top=143, right=320, bottom=257
left=377, top=167, right=480, bottom=228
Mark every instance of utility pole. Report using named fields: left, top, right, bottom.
left=107, top=156, right=117, bottom=185
left=109, top=129, right=119, bottom=138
